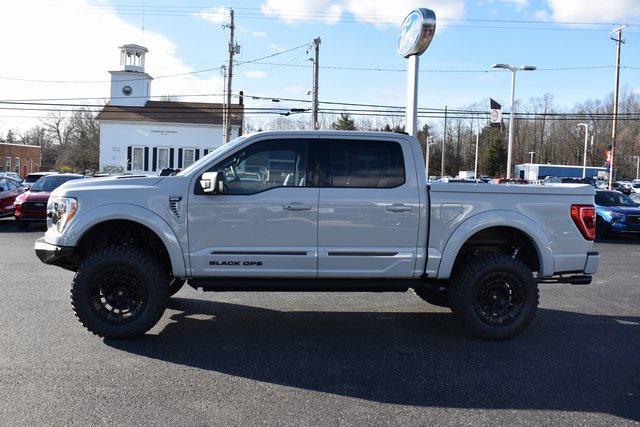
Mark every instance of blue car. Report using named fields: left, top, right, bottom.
left=595, top=190, right=640, bottom=237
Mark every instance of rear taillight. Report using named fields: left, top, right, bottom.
left=571, top=204, right=596, bottom=241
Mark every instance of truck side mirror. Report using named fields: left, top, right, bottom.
left=200, top=171, right=225, bottom=194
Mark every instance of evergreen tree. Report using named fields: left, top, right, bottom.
left=330, top=113, right=356, bottom=130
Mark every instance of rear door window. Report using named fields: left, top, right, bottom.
left=328, top=140, right=405, bottom=188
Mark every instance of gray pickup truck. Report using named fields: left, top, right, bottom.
left=36, top=131, right=599, bottom=340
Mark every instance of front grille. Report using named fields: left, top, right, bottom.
left=627, top=215, right=640, bottom=225
left=21, top=201, right=47, bottom=211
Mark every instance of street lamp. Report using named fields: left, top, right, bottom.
left=576, top=123, right=589, bottom=178
left=425, top=136, right=437, bottom=179
left=492, top=63, right=536, bottom=179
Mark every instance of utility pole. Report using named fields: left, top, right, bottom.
left=220, top=65, right=227, bottom=144
left=224, top=9, right=236, bottom=144
left=311, top=37, right=321, bottom=130
left=609, top=25, right=626, bottom=189
left=441, top=106, right=447, bottom=177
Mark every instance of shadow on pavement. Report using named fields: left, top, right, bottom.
left=596, top=234, right=640, bottom=245
left=0, top=218, right=46, bottom=233
left=107, top=297, right=640, bottom=421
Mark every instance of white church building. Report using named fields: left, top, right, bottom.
left=97, top=44, right=243, bottom=174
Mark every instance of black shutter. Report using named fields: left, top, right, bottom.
left=195, top=149, right=200, bottom=161
left=126, top=146, right=132, bottom=171
left=152, top=147, right=157, bottom=171
left=204, top=149, right=209, bottom=156
left=178, top=148, right=183, bottom=168
left=144, top=147, right=149, bottom=171
left=169, top=148, right=174, bottom=168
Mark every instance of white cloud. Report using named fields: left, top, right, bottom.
left=283, top=84, right=307, bottom=95
left=243, top=70, right=268, bottom=79
left=544, top=0, right=640, bottom=22
left=261, top=0, right=344, bottom=25
left=344, top=0, right=464, bottom=26
left=196, top=6, right=230, bottom=24
left=269, top=44, right=287, bottom=52
left=260, top=0, right=464, bottom=27
left=0, top=0, right=224, bottom=132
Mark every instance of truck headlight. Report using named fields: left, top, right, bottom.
left=610, top=212, right=625, bottom=222
left=48, top=197, right=78, bottom=232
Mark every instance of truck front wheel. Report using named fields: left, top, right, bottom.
left=450, top=253, right=538, bottom=340
left=71, top=245, right=169, bottom=339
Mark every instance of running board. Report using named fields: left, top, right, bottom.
left=188, top=278, right=422, bottom=292
left=538, top=275, right=592, bottom=285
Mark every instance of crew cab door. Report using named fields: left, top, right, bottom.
left=188, top=137, right=319, bottom=277
left=317, top=137, right=421, bottom=278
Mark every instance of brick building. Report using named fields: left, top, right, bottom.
left=0, top=142, right=41, bottom=178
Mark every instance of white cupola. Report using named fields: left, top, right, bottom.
left=108, top=44, right=153, bottom=107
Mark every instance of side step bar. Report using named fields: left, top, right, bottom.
left=189, top=278, right=423, bottom=292
left=538, top=275, right=592, bottom=285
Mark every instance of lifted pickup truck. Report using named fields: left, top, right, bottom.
left=36, top=131, right=599, bottom=340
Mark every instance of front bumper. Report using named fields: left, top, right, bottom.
left=34, top=238, right=78, bottom=271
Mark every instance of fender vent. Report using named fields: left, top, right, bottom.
left=169, top=196, right=182, bottom=218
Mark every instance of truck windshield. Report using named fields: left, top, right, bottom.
left=176, top=135, right=248, bottom=177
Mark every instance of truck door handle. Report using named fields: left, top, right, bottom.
left=386, top=203, right=412, bottom=212
left=283, top=202, right=312, bottom=211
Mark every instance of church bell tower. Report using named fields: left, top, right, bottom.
left=108, top=44, right=152, bottom=107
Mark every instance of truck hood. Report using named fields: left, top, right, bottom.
left=51, top=175, right=164, bottom=196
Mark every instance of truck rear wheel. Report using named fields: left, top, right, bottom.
left=71, top=245, right=169, bottom=339
left=450, top=253, right=538, bottom=340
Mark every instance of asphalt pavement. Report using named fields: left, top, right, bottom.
left=0, top=217, right=638, bottom=425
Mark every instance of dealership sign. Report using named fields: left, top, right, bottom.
left=398, top=8, right=436, bottom=138
left=397, top=8, right=437, bottom=58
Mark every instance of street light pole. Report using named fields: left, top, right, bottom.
left=577, top=123, right=589, bottom=178
left=492, top=64, right=536, bottom=179
left=507, top=69, right=516, bottom=179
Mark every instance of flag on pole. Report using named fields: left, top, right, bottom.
left=490, top=98, right=503, bottom=129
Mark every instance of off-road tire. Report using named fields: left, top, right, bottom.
left=71, top=245, right=169, bottom=339
left=413, top=285, right=450, bottom=308
left=168, top=278, right=186, bottom=296
left=450, top=253, right=538, bottom=340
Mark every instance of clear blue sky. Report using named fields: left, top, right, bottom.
left=1, top=0, right=639, bottom=133
left=107, top=0, right=640, bottom=111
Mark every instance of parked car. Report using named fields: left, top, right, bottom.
left=594, top=190, right=640, bottom=237
left=22, top=171, right=57, bottom=189
left=0, top=177, right=26, bottom=218
left=0, top=171, right=23, bottom=182
left=14, top=174, right=85, bottom=228
left=613, top=181, right=633, bottom=195
left=631, top=192, right=640, bottom=204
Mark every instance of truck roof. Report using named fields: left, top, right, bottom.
left=241, top=130, right=413, bottom=140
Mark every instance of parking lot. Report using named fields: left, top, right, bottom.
left=0, top=217, right=638, bottom=425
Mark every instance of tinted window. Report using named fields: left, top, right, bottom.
left=329, top=140, right=404, bottom=188
left=595, top=191, right=637, bottom=207
left=6, top=179, right=18, bottom=190
left=25, top=174, right=44, bottom=184
left=208, top=140, right=307, bottom=195
left=31, top=175, right=82, bottom=192
left=0, top=179, right=6, bottom=191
